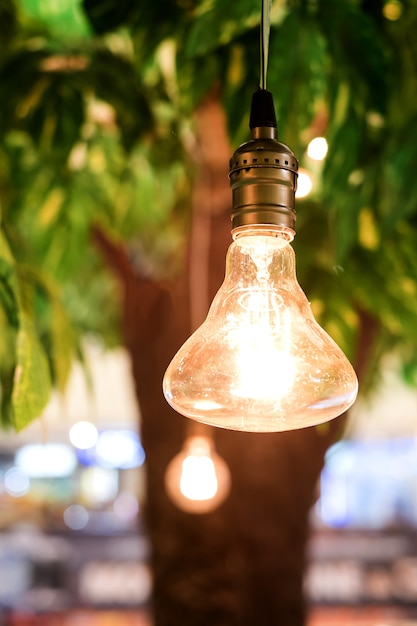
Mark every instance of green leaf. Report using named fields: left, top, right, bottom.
left=0, top=366, right=15, bottom=428
left=0, top=0, right=17, bottom=60
left=267, top=11, right=327, bottom=146
left=49, top=300, right=75, bottom=393
left=0, top=228, right=20, bottom=327
left=29, top=74, right=85, bottom=160
left=317, top=0, right=389, bottom=115
left=12, top=313, right=52, bottom=432
left=0, top=229, right=19, bottom=429
left=83, top=0, right=182, bottom=61
left=177, top=49, right=223, bottom=114
left=89, top=48, right=153, bottom=151
left=0, top=47, right=86, bottom=161
left=222, top=34, right=260, bottom=144
left=20, top=0, right=91, bottom=39
left=31, top=268, right=76, bottom=394
left=0, top=48, right=48, bottom=134
left=381, top=117, right=417, bottom=225
left=16, top=264, right=77, bottom=394
left=183, top=0, right=261, bottom=59
left=82, top=0, right=138, bottom=34
left=0, top=262, right=19, bottom=329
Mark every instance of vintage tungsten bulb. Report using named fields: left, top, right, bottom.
left=163, top=90, right=358, bottom=432
left=165, top=436, right=231, bottom=514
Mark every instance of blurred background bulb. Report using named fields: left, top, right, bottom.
left=165, top=436, right=231, bottom=514
left=163, top=228, right=358, bottom=432
left=307, top=136, right=328, bottom=161
left=295, top=168, right=313, bottom=198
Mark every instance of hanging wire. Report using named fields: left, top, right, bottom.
left=260, top=0, right=272, bottom=89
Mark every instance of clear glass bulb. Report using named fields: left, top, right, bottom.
left=163, top=228, right=358, bottom=432
left=165, top=436, right=231, bottom=514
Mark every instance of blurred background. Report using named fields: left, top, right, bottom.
left=1, top=0, right=417, bottom=625
left=1, top=345, right=417, bottom=624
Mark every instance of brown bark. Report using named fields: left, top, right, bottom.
left=94, top=94, right=375, bottom=626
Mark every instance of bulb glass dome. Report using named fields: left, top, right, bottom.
left=163, top=229, right=358, bottom=432
left=165, top=436, right=231, bottom=514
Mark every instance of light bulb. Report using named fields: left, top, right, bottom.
left=307, top=137, right=328, bottom=161
left=165, top=436, right=231, bottom=514
left=163, top=89, right=358, bottom=432
left=164, top=227, right=357, bottom=431
left=295, top=168, right=313, bottom=199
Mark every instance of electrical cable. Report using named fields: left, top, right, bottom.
left=260, top=0, right=272, bottom=90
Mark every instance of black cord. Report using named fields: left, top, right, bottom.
left=250, top=0, right=276, bottom=129
left=260, top=0, right=271, bottom=90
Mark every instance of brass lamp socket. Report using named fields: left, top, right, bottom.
left=228, top=90, right=299, bottom=234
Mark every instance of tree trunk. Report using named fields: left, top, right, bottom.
left=94, top=94, right=373, bottom=626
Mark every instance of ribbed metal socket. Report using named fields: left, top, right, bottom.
left=229, top=127, right=298, bottom=233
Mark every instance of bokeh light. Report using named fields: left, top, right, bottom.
left=63, top=504, right=89, bottom=530
left=296, top=169, right=313, bottom=198
left=80, top=466, right=119, bottom=504
left=95, top=430, right=145, bottom=469
left=383, top=0, right=403, bottom=20
left=15, top=444, right=77, bottom=478
left=113, top=492, right=139, bottom=521
left=307, top=137, right=328, bottom=161
left=69, top=421, right=99, bottom=450
left=4, top=467, right=30, bottom=497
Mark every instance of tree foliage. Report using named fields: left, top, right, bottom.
left=0, top=0, right=417, bottom=429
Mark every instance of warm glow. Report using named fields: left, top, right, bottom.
left=295, top=169, right=313, bottom=198
left=165, top=436, right=231, bottom=514
left=193, top=400, right=223, bottom=410
left=307, top=136, right=328, bottom=161
left=231, top=301, right=295, bottom=401
left=383, top=0, right=402, bottom=20
left=180, top=455, right=218, bottom=500
left=164, top=230, right=358, bottom=432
